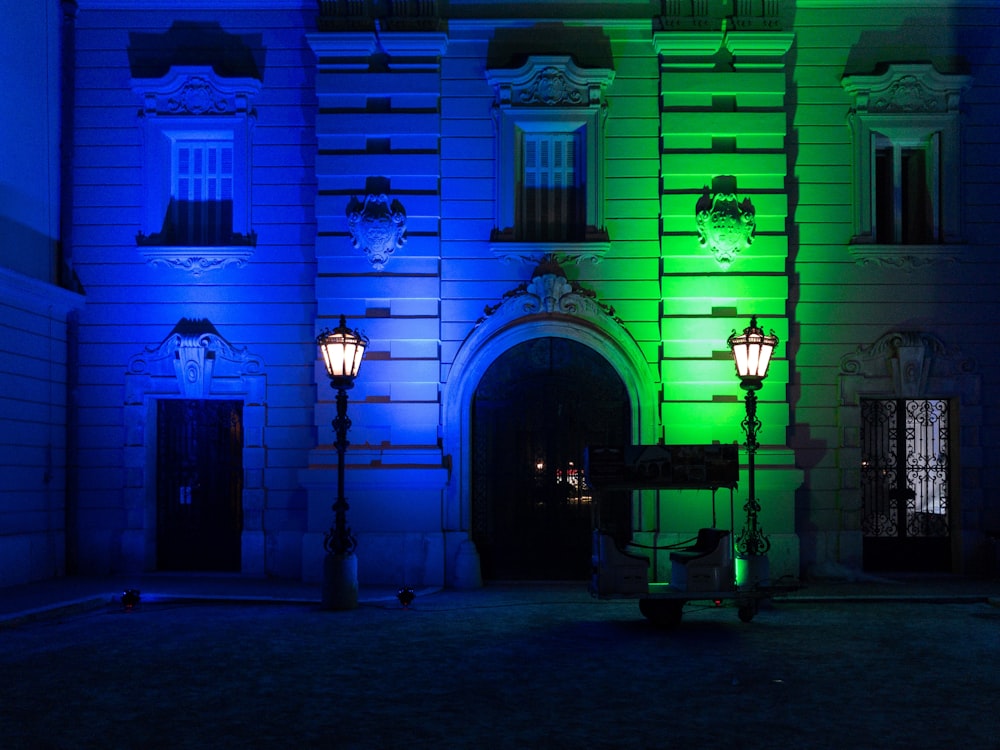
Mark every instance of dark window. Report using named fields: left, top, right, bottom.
left=873, top=135, right=939, bottom=244
left=518, top=131, right=584, bottom=242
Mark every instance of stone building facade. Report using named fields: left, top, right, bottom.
left=2, top=0, right=998, bottom=588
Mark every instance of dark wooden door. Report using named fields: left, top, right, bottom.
left=472, top=338, right=629, bottom=580
left=157, top=399, right=243, bottom=571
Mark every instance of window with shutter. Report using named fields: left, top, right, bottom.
left=842, top=64, right=970, bottom=265
left=172, top=140, right=236, bottom=245
left=486, top=56, right=614, bottom=262
left=132, top=68, right=259, bottom=273
left=520, top=131, right=582, bottom=242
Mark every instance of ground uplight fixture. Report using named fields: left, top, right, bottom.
left=317, top=314, right=369, bottom=610
left=727, top=316, right=779, bottom=559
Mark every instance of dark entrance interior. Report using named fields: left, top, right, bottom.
left=472, top=337, right=630, bottom=580
left=156, top=399, right=244, bottom=571
left=861, top=398, right=951, bottom=572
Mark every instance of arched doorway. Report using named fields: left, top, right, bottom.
left=471, top=337, right=630, bottom=580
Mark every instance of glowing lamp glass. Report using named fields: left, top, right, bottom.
left=318, top=315, right=368, bottom=384
left=728, top=316, right=778, bottom=383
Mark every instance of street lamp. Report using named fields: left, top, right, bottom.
left=727, top=316, right=779, bottom=566
left=317, top=314, right=369, bottom=610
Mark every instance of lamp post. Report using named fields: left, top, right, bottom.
left=317, top=314, right=369, bottom=610
left=727, top=316, right=779, bottom=580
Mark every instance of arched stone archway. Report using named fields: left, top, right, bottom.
left=441, top=262, right=659, bottom=585
left=472, top=336, right=630, bottom=580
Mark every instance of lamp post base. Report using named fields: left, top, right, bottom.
left=735, top=554, right=771, bottom=591
left=322, top=551, right=359, bottom=610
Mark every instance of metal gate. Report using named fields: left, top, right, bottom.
left=156, top=399, right=244, bottom=571
left=860, top=399, right=951, bottom=571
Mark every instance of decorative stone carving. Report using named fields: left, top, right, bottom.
left=346, top=194, right=407, bottom=270
left=127, top=318, right=263, bottom=400
left=490, top=244, right=609, bottom=266
left=480, top=256, right=622, bottom=326
left=871, top=75, right=940, bottom=113
left=695, top=187, right=756, bottom=268
left=847, top=245, right=960, bottom=272
left=843, top=65, right=969, bottom=116
left=171, top=77, right=226, bottom=114
left=133, top=66, right=261, bottom=118
left=140, top=248, right=253, bottom=277
left=839, top=330, right=978, bottom=404
left=488, top=56, right=614, bottom=109
left=520, top=68, right=583, bottom=105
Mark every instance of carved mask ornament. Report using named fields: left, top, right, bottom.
left=346, top=194, right=407, bottom=271
left=695, top=189, right=756, bottom=268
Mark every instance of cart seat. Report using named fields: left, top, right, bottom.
left=669, top=528, right=731, bottom=564
left=591, top=531, right=650, bottom=596
left=669, top=528, right=732, bottom=592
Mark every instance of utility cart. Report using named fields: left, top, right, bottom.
left=586, top=444, right=793, bottom=627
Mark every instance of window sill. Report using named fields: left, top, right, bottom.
left=848, top=242, right=964, bottom=270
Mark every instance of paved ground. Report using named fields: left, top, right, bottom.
left=1, top=573, right=999, bottom=749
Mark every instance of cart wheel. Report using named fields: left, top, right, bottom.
left=639, top=598, right=684, bottom=628
left=738, top=603, right=757, bottom=623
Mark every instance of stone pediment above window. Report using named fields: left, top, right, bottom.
left=487, top=55, right=614, bottom=109
left=842, top=64, right=969, bottom=115
left=487, top=56, right=615, bottom=252
left=133, top=67, right=261, bottom=117
left=132, top=67, right=261, bottom=275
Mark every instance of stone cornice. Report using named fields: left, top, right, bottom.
left=652, top=31, right=724, bottom=62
